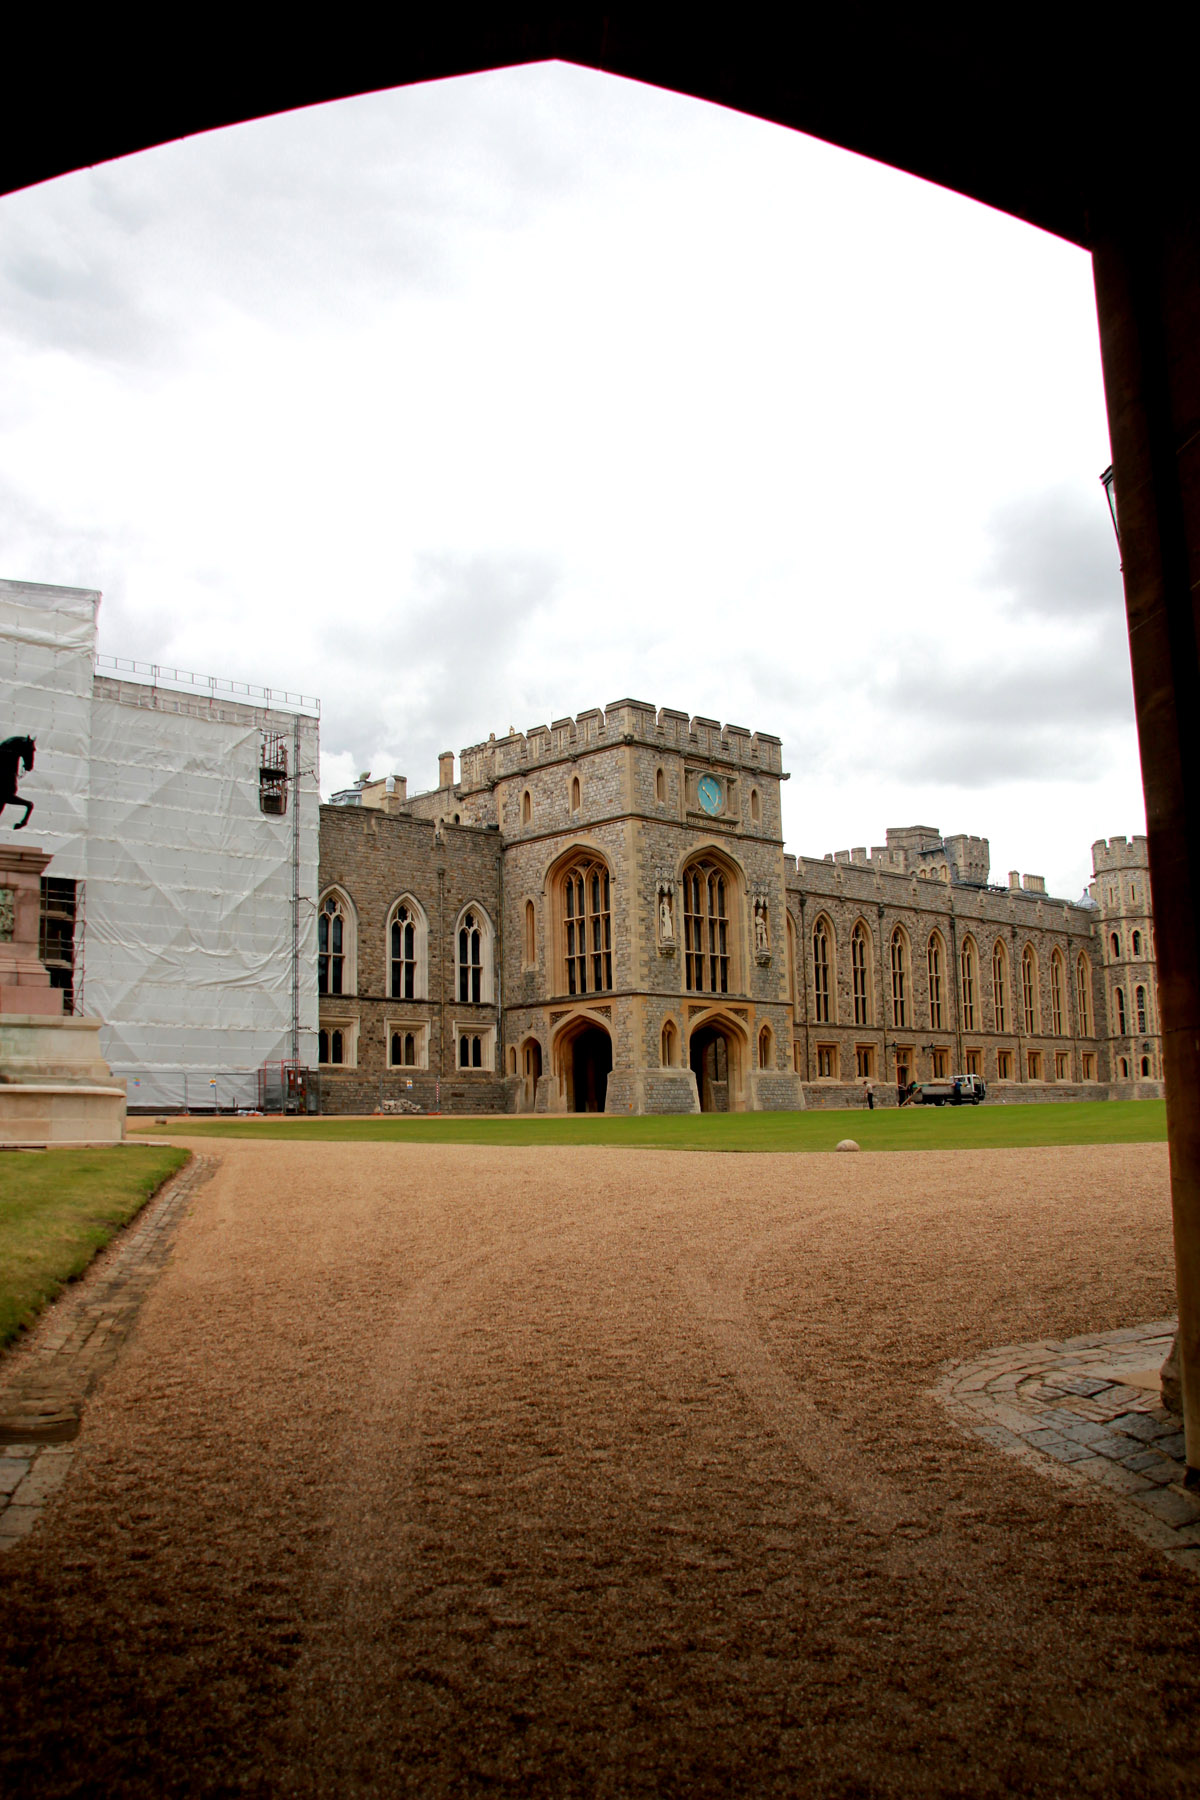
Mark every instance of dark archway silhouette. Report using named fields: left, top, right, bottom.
left=568, top=1025, right=611, bottom=1114
left=7, top=14, right=1200, bottom=1465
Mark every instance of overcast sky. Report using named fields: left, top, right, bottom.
left=0, top=61, right=1141, bottom=899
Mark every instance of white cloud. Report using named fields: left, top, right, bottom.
left=0, top=61, right=1140, bottom=900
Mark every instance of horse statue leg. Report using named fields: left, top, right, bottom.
left=14, top=796, right=32, bottom=830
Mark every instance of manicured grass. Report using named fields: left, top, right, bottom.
left=131, top=1099, right=1168, bottom=1154
left=0, top=1145, right=190, bottom=1348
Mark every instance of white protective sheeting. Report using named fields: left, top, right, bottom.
left=0, top=579, right=97, bottom=875
left=0, top=579, right=320, bottom=1097
left=87, top=680, right=319, bottom=1084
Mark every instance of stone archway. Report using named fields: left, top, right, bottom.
left=688, top=1017, right=746, bottom=1113
left=520, top=1036, right=542, bottom=1110
left=553, top=1015, right=613, bottom=1114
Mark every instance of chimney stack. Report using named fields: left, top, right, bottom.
left=438, top=751, right=455, bottom=789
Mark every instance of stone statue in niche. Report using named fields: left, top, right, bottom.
left=659, top=889, right=674, bottom=940
left=754, top=899, right=769, bottom=951
left=0, top=736, right=36, bottom=830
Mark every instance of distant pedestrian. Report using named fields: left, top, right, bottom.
left=866, top=1085, right=875, bottom=1110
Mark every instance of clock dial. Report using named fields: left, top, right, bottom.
left=697, top=774, right=722, bottom=816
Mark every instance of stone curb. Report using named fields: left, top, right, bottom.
left=0, top=1153, right=215, bottom=1551
left=937, top=1317, right=1200, bottom=1571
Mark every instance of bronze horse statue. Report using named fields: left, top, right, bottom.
left=0, top=736, right=35, bottom=830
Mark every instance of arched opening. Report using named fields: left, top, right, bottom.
left=661, top=1018, right=679, bottom=1067
left=521, top=1036, right=543, bottom=1108
left=689, top=1018, right=745, bottom=1113
left=564, top=1024, right=611, bottom=1113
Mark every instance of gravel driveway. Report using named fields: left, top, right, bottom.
left=2, top=1138, right=1196, bottom=1797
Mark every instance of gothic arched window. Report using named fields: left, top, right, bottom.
left=812, top=916, right=834, bottom=1024
left=852, top=922, right=871, bottom=1026
left=318, top=889, right=356, bottom=997
left=1115, top=985, right=1127, bottom=1034
left=959, top=935, right=978, bottom=1032
left=993, top=940, right=1008, bottom=1033
left=927, top=932, right=945, bottom=1030
left=457, top=905, right=495, bottom=1003
left=1051, top=950, right=1066, bottom=1036
left=1022, top=945, right=1040, bottom=1035
left=561, top=858, right=612, bottom=996
left=890, top=928, right=909, bottom=1028
left=683, top=858, right=734, bottom=994
left=1077, top=954, right=1093, bottom=1037
left=1136, top=984, right=1148, bottom=1033
left=388, top=898, right=427, bottom=1000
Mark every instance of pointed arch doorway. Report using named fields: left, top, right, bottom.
left=688, top=1017, right=745, bottom=1112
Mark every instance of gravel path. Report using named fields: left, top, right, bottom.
left=2, top=1138, right=1197, bottom=1797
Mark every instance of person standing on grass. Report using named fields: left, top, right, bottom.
left=866, top=1084, right=875, bottom=1110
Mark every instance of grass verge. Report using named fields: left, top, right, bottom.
left=0, top=1144, right=190, bottom=1349
left=131, top=1099, right=1168, bottom=1154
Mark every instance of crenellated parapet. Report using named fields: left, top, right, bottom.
left=1091, top=835, right=1150, bottom=872
left=457, top=701, right=785, bottom=792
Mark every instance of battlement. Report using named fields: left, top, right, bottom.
left=818, top=826, right=991, bottom=885
left=457, top=701, right=785, bottom=791
left=1092, top=835, right=1149, bottom=872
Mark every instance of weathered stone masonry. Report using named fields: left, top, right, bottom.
left=318, top=707, right=1161, bottom=1115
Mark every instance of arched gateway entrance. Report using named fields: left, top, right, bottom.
left=689, top=1019, right=745, bottom=1113
left=555, top=1017, right=613, bottom=1113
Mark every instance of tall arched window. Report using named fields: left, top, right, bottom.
left=1115, top=985, right=1127, bottom=1033
left=388, top=897, right=426, bottom=1000
left=524, top=898, right=536, bottom=968
left=683, top=858, right=734, bottom=994
left=786, top=911, right=799, bottom=1012
left=758, top=1022, right=773, bottom=1068
left=890, top=929, right=909, bottom=1028
left=959, top=935, right=978, bottom=1032
left=318, top=889, right=356, bottom=997
left=993, top=940, right=1008, bottom=1033
left=927, top=932, right=945, bottom=1029
left=655, top=767, right=666, bottom=803
left=570, top=775, right=581, bottom=814
left=1051, top=950, right=1065, bottom=1035
left=812, top=916, right=834, bottom=1024
left=1022, top=945, right=1040, bottom=1034
left=522, top=789, right=532, bottom=825
left=661, top=1018, right=679, bottom=1067
left=1111, top=930, right=1121, bottom=958
left=750, top=788, right=761, bottom=824
left=1077, top=954, right=1093, bottom=1036
left=457, top=905, right=495, bottom=1003
left=852, top=922, right=871, bottom=1025
left=1136, top=984, right=1148, bottom=1033
left=561, top=857, right=612, bottom=995
left=1132, top=929, right=1142, bottom=956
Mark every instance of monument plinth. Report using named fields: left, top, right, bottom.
left=0, top=844, right=63, bottom=1014
left=0, top=843, right=125, bottom=1146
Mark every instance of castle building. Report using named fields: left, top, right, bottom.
left=318, top=701, right=1162, bottom=1114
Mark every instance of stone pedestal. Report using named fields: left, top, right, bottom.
left=0, top=845, right=62, bottom=1016
left=0, top=844, right=125, bottom=1146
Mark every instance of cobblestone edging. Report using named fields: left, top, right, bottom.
left=0, top=1153, right=214, bottom=1552
left=938, top=1318, right=1200, bottom=1571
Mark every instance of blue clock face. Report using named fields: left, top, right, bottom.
left=697, top=774, right=722, bottom=816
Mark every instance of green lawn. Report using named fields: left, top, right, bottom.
left=132, top=1099, right=1168, bottom=1154
left=0, top=1144, right=190, bottom=1348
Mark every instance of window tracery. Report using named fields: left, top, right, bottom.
left=890, top=928, right=909, bottom=1028
left=388, top=897, right=426, bottom=1000
left=852, top=922, right=871, bottom=1025
left=1021, top=944, right=1040, bottom=1035
left=683, top=858, right=734, bottom=994
left=318, top=889, right=355, bottom=997
left=561, top=857, right=612, bottom=996
left=927, top=932, right=945, bottom=1029
left=812, top=916, right=833, bottom=1024
left=959, top=935, right=978, bottom=1032
left=993, top=940, right=1008, bottom=1033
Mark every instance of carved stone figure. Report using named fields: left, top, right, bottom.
left=754, top=901, right=768, bottom=951
left=659, top=890, right=674, bottom=940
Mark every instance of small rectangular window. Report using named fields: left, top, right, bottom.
left=855, top=1045, right=875, bottom=1078
left=1027, top=1051, right=1042, bottom=1080
left=260, top=731, right=288, bottom=815
left=1055, top=1053, right=1069, bottom=1080
left=997, top=1051, right=1013, bottom=1080
left=964, top=1049, right=981, bottom=1076
left=931, top=1048, right=948, bottom=1078
left=1082, top=1053, right=1096, bottom=1080
left=816, top=1043, right=837, bottom=1079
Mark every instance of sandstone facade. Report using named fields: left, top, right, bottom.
left=318, top=704, right=1161, bottom=1115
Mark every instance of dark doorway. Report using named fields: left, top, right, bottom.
left=522, top=1038, right=542, bottom=1109
left=569, top=1026, right=611, bottom=1113
left=690, top=1024, right=732, bottom=1113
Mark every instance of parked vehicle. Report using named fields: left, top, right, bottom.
left=915, top=1074, right=987, bottom=1106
